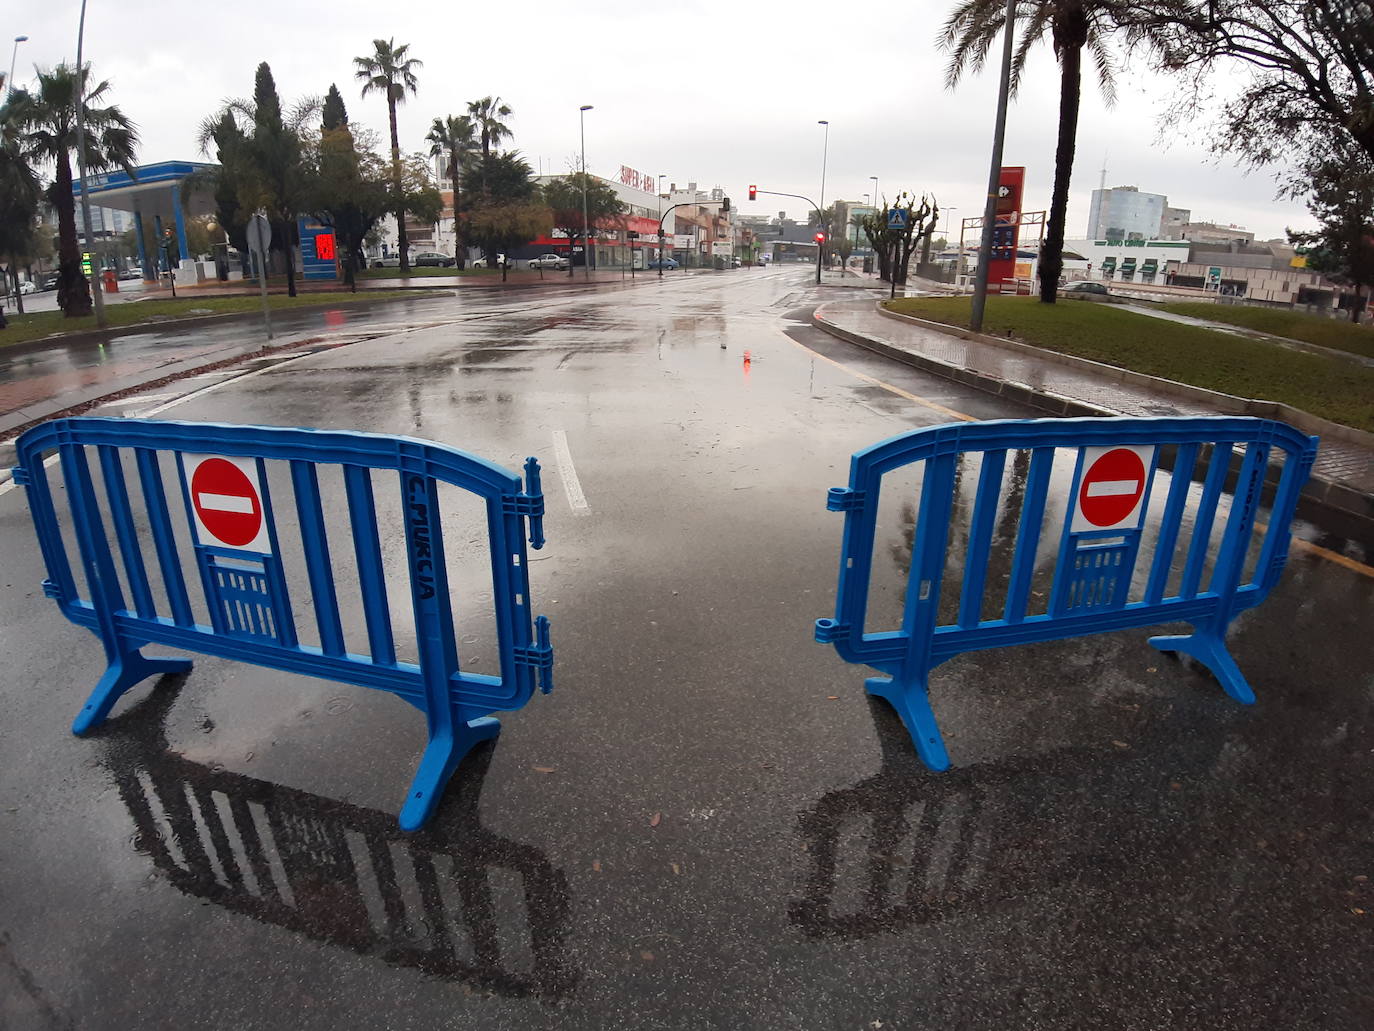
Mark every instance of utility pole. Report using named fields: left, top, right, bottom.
left=970, top=0, right=1017, bottom=333
left=74, top=0, right=107, bottom=328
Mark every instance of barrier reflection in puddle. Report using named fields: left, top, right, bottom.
left=103, top=678, right=578, bottom=999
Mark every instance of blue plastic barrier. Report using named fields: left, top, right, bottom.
left=14, top=417, right=553, bottom=831
left=815, top=416, right=1319, bottom=770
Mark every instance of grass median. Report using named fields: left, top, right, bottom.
left=1155, top=302, right=1374, bottom=360
left=883, top=295, right=1374, bottom=432
left=0, top=290, right=448, bottom=349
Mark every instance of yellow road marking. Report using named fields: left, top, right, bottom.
left=783, top=327, right=1374, bottom=580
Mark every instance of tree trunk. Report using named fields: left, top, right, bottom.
left=9, top=268, right=25, bottom=315
left=450, top=153, right=465, bottom=270
left=54, top=152, right=93, bottom=318
left=1351, top=285, right=1364, bottom=323
left=1039, top=41, right=1083, bottom=304
left=389, top=97, right=408, bottom=273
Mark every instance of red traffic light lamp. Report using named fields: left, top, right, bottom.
left=814, top=232, right=827, bottom=244
left=748, top=184, right=757, bottom=201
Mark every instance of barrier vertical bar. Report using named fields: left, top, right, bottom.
left=1149, top=443, right=1269, bottom=703
left=134, top=448, right=193, bottom=627
left=343, top=464, right=396, bottom=666
left=1002, top=447, right=1054, bottom=623
left=1180, top=443, right=1233, bottom=599
left=291, top=460, right=346, bottom=657
left=98, top=445, right=157, bottom=620
left=1144, top=443, right=1199, bottom=605
left=20, top=450, right=79, bottom=606
left=62, top=442, right=127, bottom=620
left=1252, top=448, right=1312, bottom=593
left=398, top=468, right=499, bottom=831
left=64, top=441, right=192, bottom=734
left=869, top=451, right=959, bottom=770
left=957, top=449, right=1007, bottom=629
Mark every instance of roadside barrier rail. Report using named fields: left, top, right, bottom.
left=14, top=416, right=553, bottom=831
left=815, top=416, right=1318, bottom=770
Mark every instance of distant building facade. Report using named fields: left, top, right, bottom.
left=1086, top=186, right=1168, bottom=241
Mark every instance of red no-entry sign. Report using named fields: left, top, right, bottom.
left=1071, top=445, right=1155, bottom=533
left=182, top=454, right=271, bottom=552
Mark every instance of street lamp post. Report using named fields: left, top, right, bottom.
left=816, top=119, right=829, bottom=284
left=870, top=175, right=879, bottom=212
left=7, top=35, right=27, bottom=97
left=73, top=2, right=107, bottom=328
left=971, top=0, right=1018, bottom=332
left=579, top=104, right=593, bottom=281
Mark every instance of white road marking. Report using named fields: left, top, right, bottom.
left=1086, top=479, right=1141, bottom=497
left=196, top=492, right=254, bottom=513
left=551, top=429, right=589, bottom=513
left=98, top=393, right=179, bottom=407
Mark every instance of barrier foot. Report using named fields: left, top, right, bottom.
left=399, top=716, right=502, bottom=832
left=1147, top=632, right=1255, bottom=705
left=865, top=676, right=951, bottom=771
left=72, top=651, right=194, bottom=735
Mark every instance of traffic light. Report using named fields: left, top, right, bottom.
left=748, top=185, right=757, bottom=201
left=721, top=197, right=730, bottom=212
left=814, top=232, right=826, bottom=244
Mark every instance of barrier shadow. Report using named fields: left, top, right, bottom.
left=98, top=679, right=578, bottom=999
left=789, top=693, right=1227, bottom=940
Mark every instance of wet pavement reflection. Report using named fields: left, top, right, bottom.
left=2, top=268, right=1372, bottom=1028
left=102, top=676, right=577, bottom=1000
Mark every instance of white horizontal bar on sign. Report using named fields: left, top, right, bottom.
left=1086, top=480, right=1141, bottom=497
left=197, top=492, right=255, bottom=513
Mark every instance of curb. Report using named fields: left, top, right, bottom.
left=0, top=290, right=451, bottom=360
left=812, top=304, right=1374, bottom=539
left=875, top=304, right=1374, bottom=450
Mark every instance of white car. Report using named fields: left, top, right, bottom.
left=470, top=255, right=509, bottom=269
left=18, top=281, right=37, bottom=295
left=528, top=253, right=570, bottom=270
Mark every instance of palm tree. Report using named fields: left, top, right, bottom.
left=426, top=114, right=476, bottom=268
left=6, top=63, right=137, bottom=317
left=355, top=39, right=422, bottom=272
left=466, top=96, right=513, bottom=158
left=942, top=1, right=1167, bottom=303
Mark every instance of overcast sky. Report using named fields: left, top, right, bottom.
left=13, top=0, right=1311, bottom=240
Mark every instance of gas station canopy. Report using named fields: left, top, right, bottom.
left=73, top=160, right=217, bottom=279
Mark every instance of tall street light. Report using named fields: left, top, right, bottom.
left=579, top=105, right=593, bottom=281
left=970, top=0, right=1018, bottom=332
left=8, top=35, right=28, bottom=98
left=74, top=2, right=107, bottom=328
left=817, top=119, right=829, bottom=283
left=870, top=175, right=879, bottom=211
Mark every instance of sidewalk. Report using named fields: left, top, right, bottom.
left=814, top=298, right=1374, bottom=530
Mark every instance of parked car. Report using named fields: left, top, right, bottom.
left=118, top=268, right=140, bottom=281
left=730, top=256, right=742, bottom=268
left=411, top=250, right=456, bottom=267
left=18, top=280, right=37, bottom=295
left=647, top=257, right=680, bottom=270
left=38, top=273, right=59, bottom=291
left=372, top=254, right=400, bottom=268
left=528, top=253, right=570, bottom=270
left=1063, top=281, right=1109, bottom=297
left=470, top=255, right=509, bottom=269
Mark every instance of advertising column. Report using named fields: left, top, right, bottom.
left=987, top=166, right=1025, bottom=293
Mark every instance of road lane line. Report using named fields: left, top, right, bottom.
left=778, top=327, right=977, bottom=423
left=551, top=429, right=589, bottom=514
left=779, top=327, right=1374, bottom=579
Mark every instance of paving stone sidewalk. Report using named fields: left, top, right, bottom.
left=815, top=298, right=1374, bottom=500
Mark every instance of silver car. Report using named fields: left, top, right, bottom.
left=528, top=253, right=571, bottom=270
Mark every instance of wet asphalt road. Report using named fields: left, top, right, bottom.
left=2, top=268, right=1373, bottom=1030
